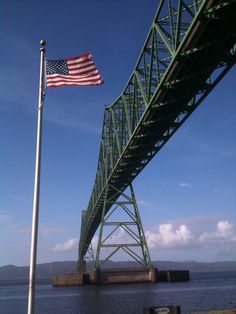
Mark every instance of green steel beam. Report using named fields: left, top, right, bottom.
left=94, top=184, right=152, bottom=270
left=78, top=0, right=236, bottom=262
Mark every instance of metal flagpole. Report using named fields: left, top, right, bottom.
left=27, top=40, right=46, bottom=314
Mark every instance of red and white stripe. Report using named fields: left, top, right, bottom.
left=46, top=53, right=103, bottom=88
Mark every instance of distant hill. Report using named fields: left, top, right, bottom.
left=0, top=260, right=236, bottom=280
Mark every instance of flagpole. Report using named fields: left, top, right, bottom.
left=27, top=39, right=46, bottom=314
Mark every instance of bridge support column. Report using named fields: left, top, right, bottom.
left=83, top=242, right=95, bottom=271
left=94, top=183, right=152, bottom=270
left=77, top=259, right=86, bottom=273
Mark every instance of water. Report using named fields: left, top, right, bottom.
left=1, top=272, right=236, bottom=314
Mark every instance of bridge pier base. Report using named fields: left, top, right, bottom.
left=52, top=268, right=190, bottom=286
left=88, top=267, right=157, bottom=285
left=77, top=259, right=86, bottom=273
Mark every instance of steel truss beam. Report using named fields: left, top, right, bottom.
left=78, top=0, right=236, bottom=262
left=94, top=184, right=152, bottom=270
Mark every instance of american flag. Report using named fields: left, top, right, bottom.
left=46, top=52, right=103, bottom=88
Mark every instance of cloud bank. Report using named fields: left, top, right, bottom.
left=53, top=238, right=79, bottom=252
left=178, top=182, right=192, bottom=188
left=145, top=220, right=236, bottom=250
left=145, top=223, right=192, bottom=249
left=199, top=220, right=236, bottom=243
left=52, top=220, right=236, bottom=259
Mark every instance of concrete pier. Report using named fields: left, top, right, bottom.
left=52, top=268, right=190, bottom=286
left=88, top=267, right=157, bottom=285
left=53, top=273, right=83, bottom=287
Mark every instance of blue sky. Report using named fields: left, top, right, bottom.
left=1, top=0, right=236, bottom=266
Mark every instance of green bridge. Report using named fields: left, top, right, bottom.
left=78, top=0, right=236, bottom=271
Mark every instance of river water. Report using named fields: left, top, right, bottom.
left=1, top=271, right=236, bottom=313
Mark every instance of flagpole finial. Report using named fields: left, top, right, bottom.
left=40, top=40, right=46, bottom=47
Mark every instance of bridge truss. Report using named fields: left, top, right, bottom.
left=78, top=0, right=236, bottom=266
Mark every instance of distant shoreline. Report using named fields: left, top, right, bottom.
left=1, top=260, right=236, bottom=281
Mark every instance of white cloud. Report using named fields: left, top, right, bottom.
left=199, top=220, right=236, bottom=243
left=137, top=200, right=152, bottom=207
left=137, top=200, right=162, bottom=211
left=217, top=220, right=232, bottom=236
left=178, top=182, right=192, bottom=188
left=145, top=219, right=236, bottom=252
left=145, top=223, right=192, bottom=249
left=53, top=238, right=79, bottom=252
left=106, top=228, right=127, bottom=244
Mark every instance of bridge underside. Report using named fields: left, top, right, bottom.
left=79, top=0, right=236, bottom=262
